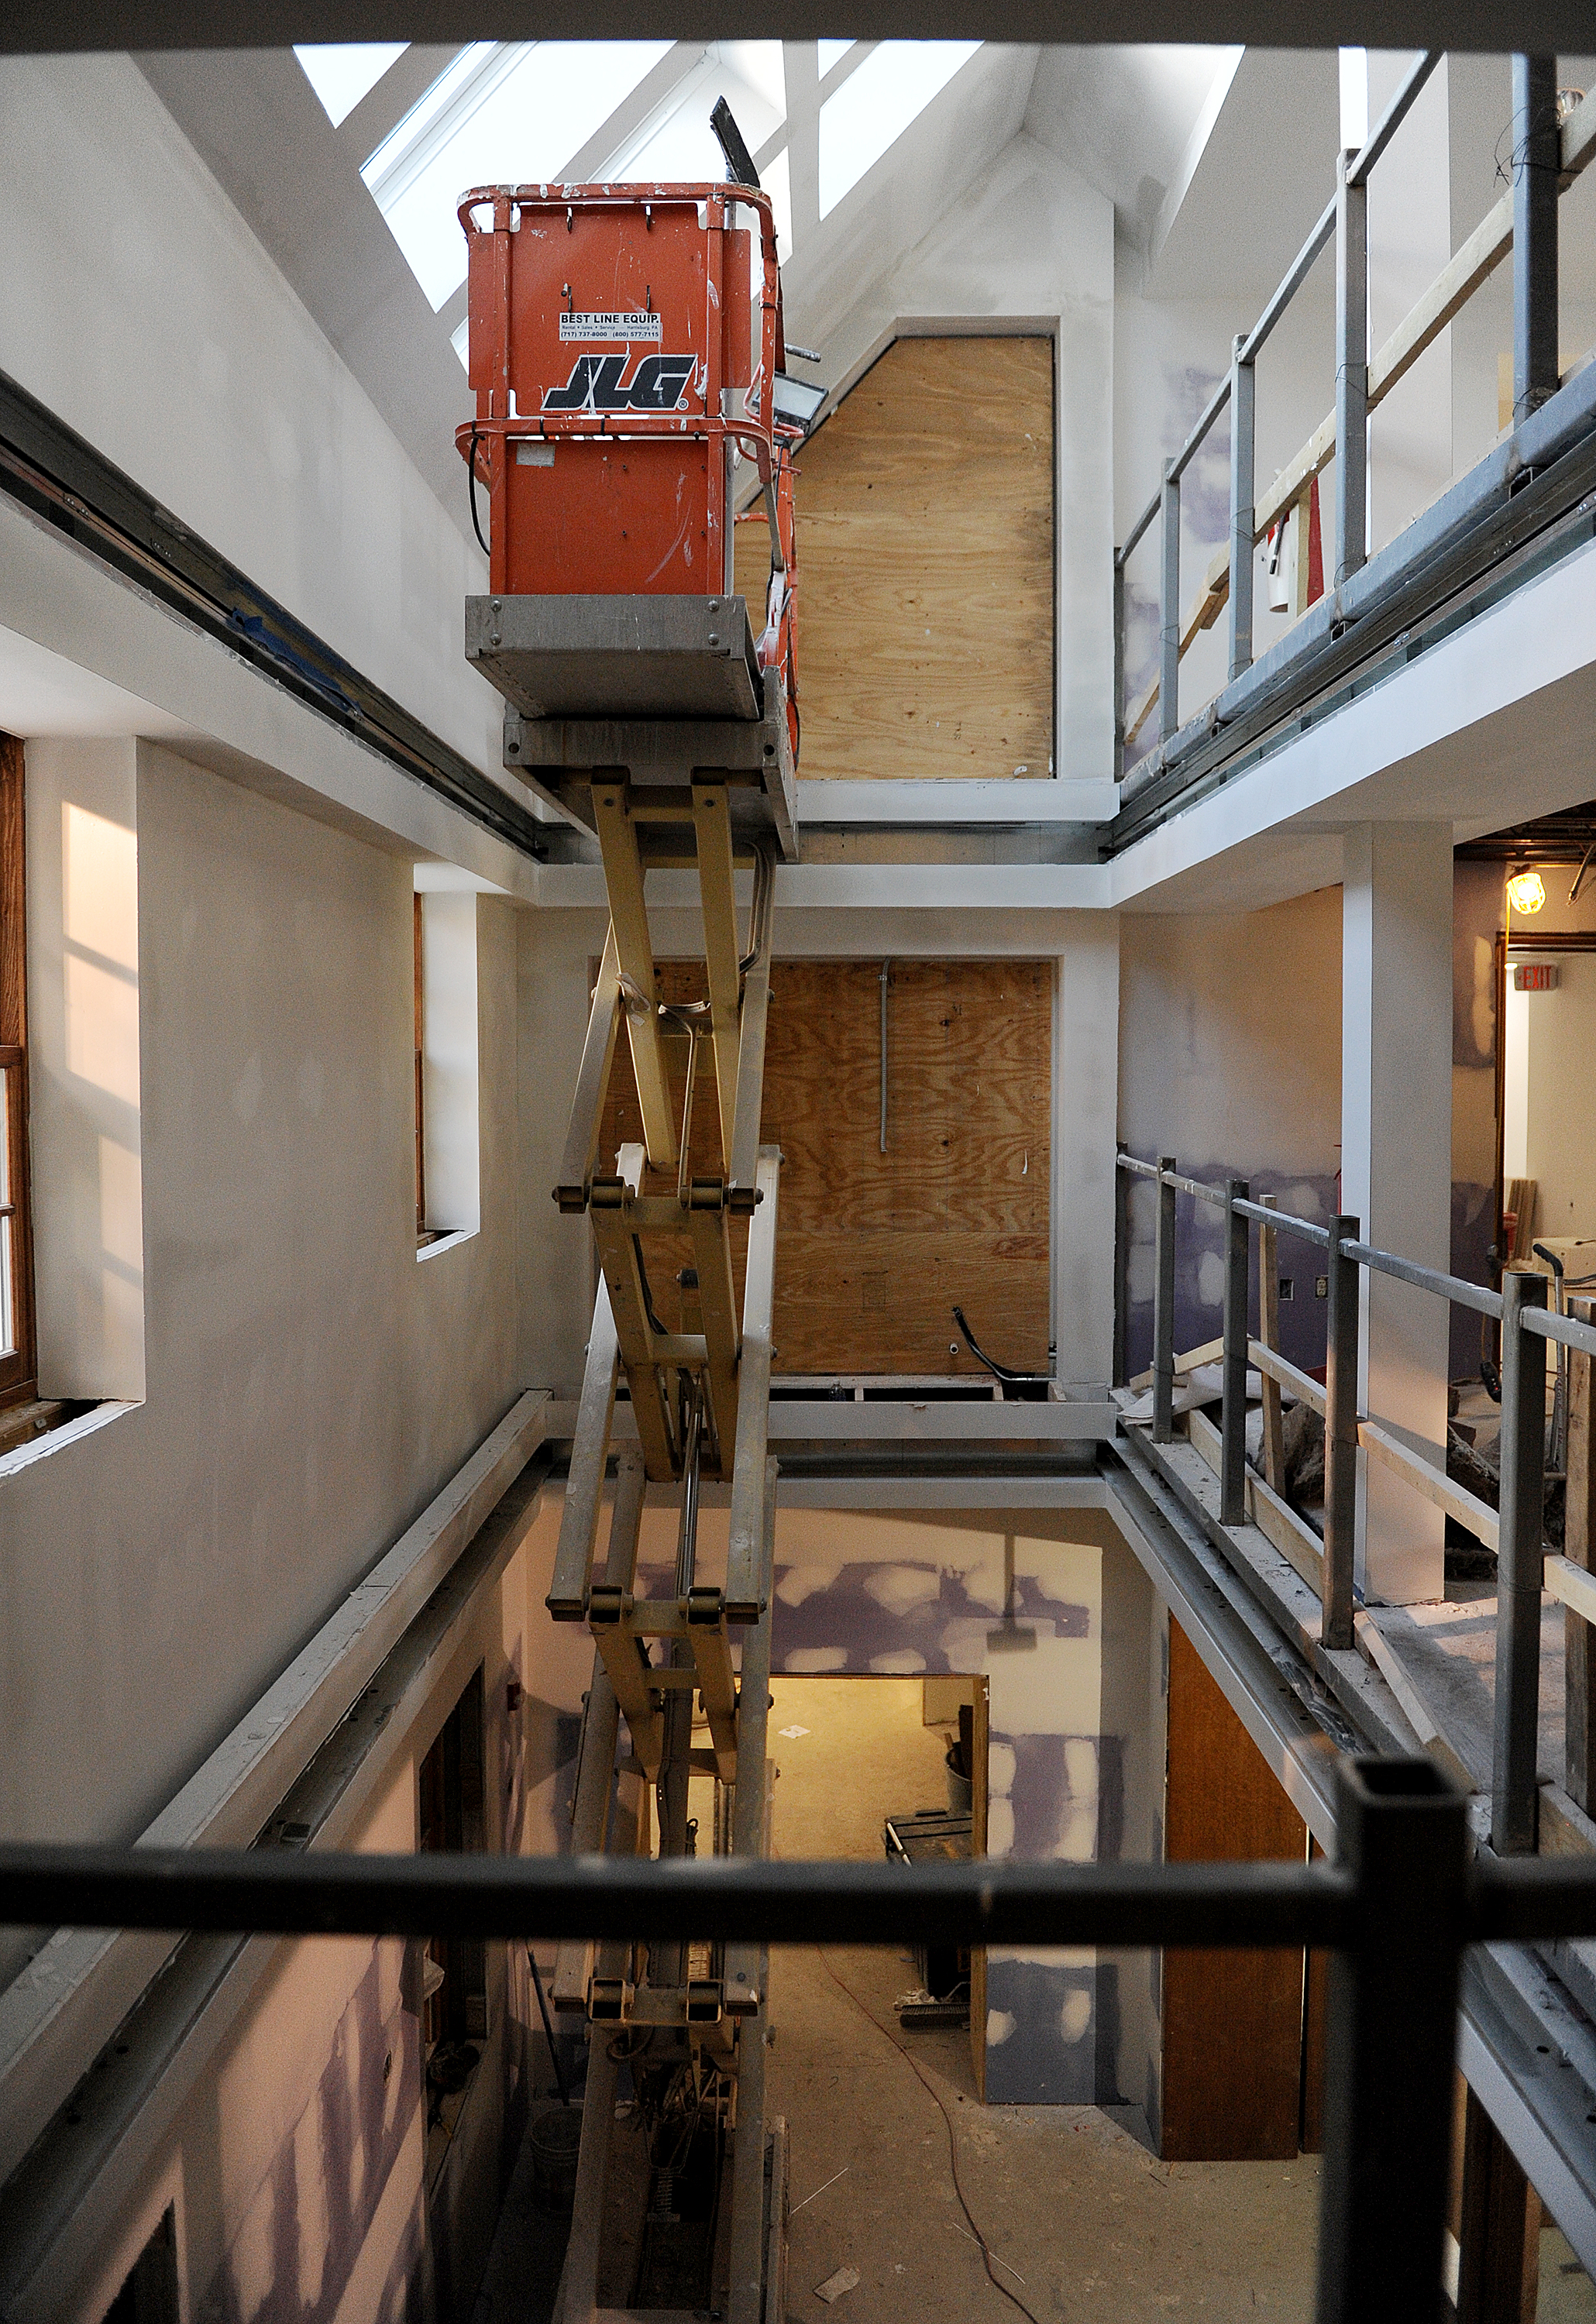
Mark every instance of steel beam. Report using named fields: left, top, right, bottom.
left=725, top=1149, right=781, bottom=1621
left=1152, top=1155, right=1177, bottom=1445
left=1493, top=1267, right=1548, bottom=1855
left=1220, top=1177, right=1250, bottom=1525
left=1228, top=339, right=1256, bottom=679
left=1313, top=1758, right=1469, bottom=2324
left=556, top=922, right=624, bottom=1211
left=1512, top=54, right=1560, bottom=424
left=1323, top=1215, right=1360, bottom=1652
left=547, top=1284, right=621, bottom=1619
left=591, top=778, right=677, bottom=1172
left=1159, top=462, right=1181, bottom=744
left=691, top=777, right=742, bottom=1169
left=1335, top=150, right=1368, bottom=586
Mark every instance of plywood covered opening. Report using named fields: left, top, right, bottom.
left=596, top=955, right=1051, bottom=1376
left=736, top=335, right=1055, bottom=781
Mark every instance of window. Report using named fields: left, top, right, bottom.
left=414, top=891, right=426, bottom=1243
left=413, top=882, right=481, bottom=1256
left=101, top=2208, right=179, bottom=2324
left=0, top=735, right=36, bottom=1409
left=418, top=1668, right=487, bottom=2174
left=817, top=41, right=980, bottom=217
left=362, top=40, right=674, bottom=309
left=294, top=42, right=408, bottom=128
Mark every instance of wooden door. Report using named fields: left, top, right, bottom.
left=596, top=957, right=1051, bottom=1376
left=1161, top=1620, right=1308, bottom=2160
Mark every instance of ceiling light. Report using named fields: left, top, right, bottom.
left=1506, top=869, right=1546, bottom=916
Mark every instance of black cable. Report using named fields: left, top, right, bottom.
left=813, top=1947, right=1044, bottom=2324
left=466, top=427, right=490, bottom=559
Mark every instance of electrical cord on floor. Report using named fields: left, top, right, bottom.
left=811, top=1945, right=1044, bottom=2324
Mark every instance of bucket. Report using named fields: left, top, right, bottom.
left=945, top=1748, right=973, bottom=1815
left=529, top=2105, right=585, bottom=2209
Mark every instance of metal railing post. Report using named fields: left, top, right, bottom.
left=1493, top=1267, right=1548, bottom=1855
left=1113, top=552, right=1126, bottom=779
left=1153, top=1155, right=1177, bottom=1445
left=1512, top=54, right=1560, bottom=425
left=1313, top=1757, right=1468, bottom=2324
left=1221, top=1177, right=1250, bottom=1524
left=1323, top=1215, right=1360, bottom=1651
left=1334, top=150, right=1367, bottom=587
left=1159, top=461, right=1181, bottom=744
left=1227, top=334, right=1256, bottom=679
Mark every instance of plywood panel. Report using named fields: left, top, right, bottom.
left=593, top=957, right=1051, bottom=1375
left=1161, top=1620, right=1308, bottom=2161
left=735, top=338, right=1054, bottom=782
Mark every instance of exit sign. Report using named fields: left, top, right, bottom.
left=1514, top=963, right=1560, bottom=991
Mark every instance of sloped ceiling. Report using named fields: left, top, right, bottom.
left=136, top=40, right=1267, bottom=541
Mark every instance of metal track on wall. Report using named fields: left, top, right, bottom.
left=0, top=367, right=548, bottom=862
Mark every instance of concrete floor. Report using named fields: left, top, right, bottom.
left=479, top=1675, right=1596, bottom=2320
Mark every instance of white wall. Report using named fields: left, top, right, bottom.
left=1, top=744, right=521, bottom=1862
left=1516, top=953, right=1596, bottom=1240
left=0, top=54, right=500, bottom=778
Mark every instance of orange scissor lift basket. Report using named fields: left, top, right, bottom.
left=456, top=174, right=807, bottom=2324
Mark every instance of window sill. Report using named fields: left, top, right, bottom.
left=0, top=1399, right=137, bottom=1480
left=417, top=1228, right=476, bottom=1265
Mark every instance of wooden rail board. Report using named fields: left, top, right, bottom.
left=595, top=957, right=1051, bottom=1375
left=738, top=337, right=1054, bottom=782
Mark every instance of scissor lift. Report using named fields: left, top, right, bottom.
left=456, top=163, right=807, bottom=2323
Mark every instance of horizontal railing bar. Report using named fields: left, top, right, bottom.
left=1168, top=373, right=1233, bottom=486
left=1240, top=194, right=1338, bottom=363
left=1522, top=1304, right=1596, bottom=1360
left=1115, top=1155, right=1226, bottom=1208
left=1, top=1842, right=1594, bottom=1946
left=1119, top=489, right=1161, bottom=566
left=1122, top=1157, right=1506, bottom=1314
left=1342, top=1240, right=1503, bottom=1318
left=1233, top=1196, right=1330, bottom=1248
left=1472, top=1852, right=1596, bottom=1941
left=0, top=1843, right=1357, bottom=1950
left=1347, top=50, right=1441, bottom=189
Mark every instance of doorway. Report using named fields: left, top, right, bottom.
left=1496, top=930, right=1596, bottom=1272
left=763, top=1674, right=987, bottom=2099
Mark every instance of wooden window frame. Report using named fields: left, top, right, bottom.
left=0, top=736, right=36, bottom=1408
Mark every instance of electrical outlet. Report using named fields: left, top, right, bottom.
left=1316, top=1275, right=1329, bottom=1299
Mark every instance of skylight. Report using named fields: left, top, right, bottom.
left=817, top=41, right=979, bottom=218
left=818, top=40, right=855, bottom=77
left=295, top=43, right=407, bottom=129
left=363, top=40, right=674, bottom=311
left=603, top=44, right=785, bottom=194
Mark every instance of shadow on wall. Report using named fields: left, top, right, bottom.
left=195, top=1943, right=421, bottom=2324
left=1119, top=1158, right=1340, bottom=1384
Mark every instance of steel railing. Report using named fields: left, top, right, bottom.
left=1114, top=53, right=1594, bottom=796
left=1117, top=1148, right=1596, bottom=1860
left=2, top=1757, right=1596, bottom=2322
